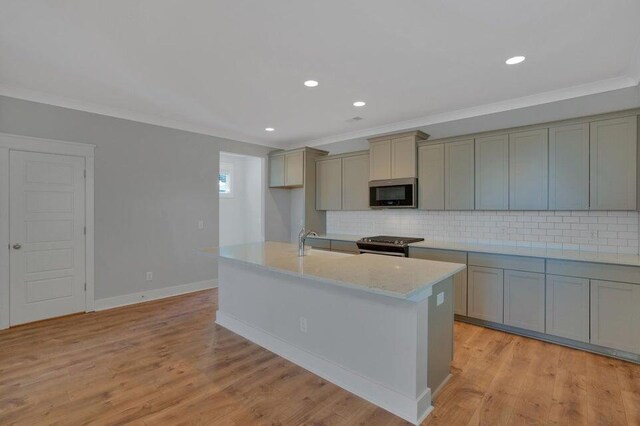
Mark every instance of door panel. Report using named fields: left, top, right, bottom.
left=342, top=154, right=370, bottom=210
left=369, top=140, right=391, bottom=180
left=445, top=139, right=474, bottom=210
left=504, top=270, right=545, bottom=332
left=9, top=151, right=86, bottom=326
left=467, top=266, right=504, bottom=323
left=548, top=123, right=590, bottom=210
left=418, top=144, right=444, bottom=210
left=475, top=135, right=509, bottom=210
left=391, top=136, right=416, bottom=178
left=509, top=129, right=548, bottom=210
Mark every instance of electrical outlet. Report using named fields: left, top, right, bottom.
left=198, top=220, right=204, bottom=230
left=146, top=271, right=153, bottom=281
left=299, top=316, right=308, bottom=333
left=437, top=292, right=445, bottom=306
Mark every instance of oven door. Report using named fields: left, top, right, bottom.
left=369, top=178, right=417, bottom=208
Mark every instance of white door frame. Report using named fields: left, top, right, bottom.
left=0, top=133, right=95, bottom=330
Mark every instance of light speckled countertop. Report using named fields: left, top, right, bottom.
left=201, top=242, right=465, bottom=301
left=309, top=234, right=640, bottom=267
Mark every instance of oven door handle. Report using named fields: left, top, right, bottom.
left=358, top=249, right=406, bottom=257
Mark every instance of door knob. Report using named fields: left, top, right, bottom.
left=12, top=243, right=21, bottom=250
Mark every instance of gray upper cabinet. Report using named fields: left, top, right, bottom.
left=590, top=116, right=638, bottom=210
left=269, top=154, right=285, bottom=187
left=369, top=139, right=392, bottom=181
left=475, top=135, right=509, bottom=210
left=391, top=136, right=417, bottom=179
left=549, top=123, right=590, bottom=210
left=503, top=270, right=545, bottom=332
left=445, top=139, right=475, bottom=210
left=342, top=154, right=370, bottom=211
left=316, top=158, right=342, bottom=211
left=418, top=144, right=444, bottom=210
left=545, top=274, right=589, bottom=342
left=467, top=266, right=504, bottom=323
left=590, top=279, right=640, bottom=354
left=284, top=151, right=305, bottom=187
left=509, top=129, right=548, bottom=210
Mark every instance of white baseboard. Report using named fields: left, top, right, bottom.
left=216, top=310, right=432, bottom=425
left=94, top=279, right=217, bottom=311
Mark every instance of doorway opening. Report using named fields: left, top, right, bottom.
left=219, top=152, right=265, bottom=246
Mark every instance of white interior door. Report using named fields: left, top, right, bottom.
left=9, top=151, right=86, bottom=325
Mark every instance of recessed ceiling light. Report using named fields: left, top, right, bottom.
left=304, top=80, right=319, bottom=87
left=353, top=101, right=366, bottom=107
left=265, top=127, right=275, bottom=132
left=505, top=56, right=526, bottom=65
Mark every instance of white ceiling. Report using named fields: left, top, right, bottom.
left=1, top=0, right=639, bottom=148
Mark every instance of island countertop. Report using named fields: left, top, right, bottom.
left=201, top=241, right=465, bottom=301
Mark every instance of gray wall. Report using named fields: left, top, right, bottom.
left=0, top=95, right=289, bottom=300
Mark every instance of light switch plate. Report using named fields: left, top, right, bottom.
left=437, top=292, right=444, bottom=306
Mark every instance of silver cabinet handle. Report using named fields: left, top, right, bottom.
left=12, top=244, right=21, bottom=250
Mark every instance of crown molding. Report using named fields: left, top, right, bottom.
left=293, top=75, right=640, bottom=149
left=0, top=84, right=282, bottom=148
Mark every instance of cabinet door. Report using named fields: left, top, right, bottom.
left=342, top=154, right=370, bottom=210
left=468, top=266, right=504, bottom=323
left=284, top=151, right=304, bottom=187
left=453, top=271, right=468, bottom=316
left=504, top=270, right=545, bottom=332
left=545, top=275, right=589, bottom=342
left=591, top=279, right=640, bottom=354
left=369, top=140, right=391, bottom=181
left=269, top=154, right=285, bottom=187
left=590, top=117, right=637, bottom=210
left=418, top=144, right=444, bottom=210
left=509, top=129, right=548, bottom=210
left=475, top=135, right=509, bottom=210
left=316, top=158, right=342, bottom=211
left=391, top=136, right=417, bottom=178
left=445, top=139, right=475, bottom=210
left=548, top=123, right=590, bottom=210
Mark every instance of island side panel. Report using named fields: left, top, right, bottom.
left=216, top=258, right=434, bottom=424
left=427, top=276, right=454, bottom=396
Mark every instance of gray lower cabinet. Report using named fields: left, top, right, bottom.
left=548, top=123, right=590, bottom=210
left=589, top=116, right=638, bottom=210
left=509, top=129, right=548, bottom=210
left=475, top=135, right=509, bottom=210
left=590, top=279, right=640, bottom=354
left=503, top=270, right=545, bottom=332
left=467, top=266, right=504, bottom=323
left=316, top=158, right=343, bottom=210
left=445, top=139, right=475, bottom=210
left=418, top=144, right=444, bottom=210
left=545, top=274, right=589, bottom=342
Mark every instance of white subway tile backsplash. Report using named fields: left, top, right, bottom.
left=327, top=210, right=640, bottom=254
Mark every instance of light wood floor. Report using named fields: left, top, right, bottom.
left=1, top=289, right=639, bottom=425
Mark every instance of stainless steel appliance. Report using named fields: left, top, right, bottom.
left=369, top=178, right=417, bottom=209
left=356, top=235, right=424, bottom=257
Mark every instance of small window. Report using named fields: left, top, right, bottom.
left=219, top=163, right=234, bottom=197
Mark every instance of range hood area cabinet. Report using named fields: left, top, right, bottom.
left=315, top=151, right=370, bottom=211
left=417, top=112, right=639, bottom=211
left=368, top=131, right=429, bottom=181
left=269, top=147, right=328, bottom=188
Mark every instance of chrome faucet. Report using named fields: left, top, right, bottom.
left=298, top=228, right=318, bottom=256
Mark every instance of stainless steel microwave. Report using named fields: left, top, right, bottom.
left=369, top=178, right=417, bottom=208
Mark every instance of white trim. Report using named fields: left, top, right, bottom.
left=216, top=311, right=432, bottom=425
left=0, top=149, right=9, bottom=330
left=0, top=84, right=269, bottom=148
left=296, top=76, right=639, bottom=148
left=94, top=279, right=218, bottom=311
left=0, top=132, right=95, bottom=330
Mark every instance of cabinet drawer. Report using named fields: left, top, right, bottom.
left=468, top=252, right=545, bottom=273
left=330, top=240, right=359, bottom=253
left=409, top=247, right=467, bottom=264
left=547, top=260, right=640, bottom=285
left=305, top=238, right=330, bottom=250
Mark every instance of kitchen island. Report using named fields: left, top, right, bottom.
left=202, top=241, right=465, bottom=424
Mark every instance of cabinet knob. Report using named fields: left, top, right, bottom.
left=12, top=243, right=21, bottom=250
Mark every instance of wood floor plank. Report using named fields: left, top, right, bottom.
left=1, top=289, right=640, bottom=425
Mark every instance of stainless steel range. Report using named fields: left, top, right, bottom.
left=356, top=235, right=424, bottom=257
